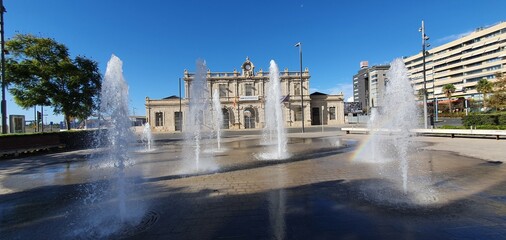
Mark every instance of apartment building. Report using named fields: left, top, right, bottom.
left=352, top=62, right=369, bottom=111
left=404, top=21, right=506, bottom=101
left=352, top=61, right=390, bottom=113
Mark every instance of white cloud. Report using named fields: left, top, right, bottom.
left=346, top=96, right=354, bottom=102
left=325, top=83, right=353, bottom=101
left=436, top=30, right=474, bottom=44
left=309, top=88, right=319, bottom=93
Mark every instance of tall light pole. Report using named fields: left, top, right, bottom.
left=178, top=77, right=182, bottom=132
left=0, top=0, right=6, bottom=134
left=295, top=42, right=304, bottom=133
left=432, top=66, right=438, bottom=124
left=419, top=20, right=430, bottom=129
left=321, top=106, right=324, bottom=132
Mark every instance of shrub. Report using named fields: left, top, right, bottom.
left=499, top=114, right=506, bottom=125
left=462, top=114, right=499, bottom=127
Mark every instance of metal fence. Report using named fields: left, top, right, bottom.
left=346, top=115, right=369, bottom=124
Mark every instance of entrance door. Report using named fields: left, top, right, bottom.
left=311, top=107, right=320, bottom=125
left=222, top=108, right=229, bottom=129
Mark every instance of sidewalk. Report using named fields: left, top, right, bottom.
left=0, top=132, right=505, bottom=239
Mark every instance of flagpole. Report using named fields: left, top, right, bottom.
left=295, top=42, right=304, bottom=133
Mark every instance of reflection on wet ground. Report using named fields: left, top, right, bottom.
left=0, top=133, right=505, bottom=239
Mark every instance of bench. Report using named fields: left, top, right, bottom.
left=341, top=127, right=506, bottom=140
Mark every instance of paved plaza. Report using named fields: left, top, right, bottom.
left=0, top=129, right=505, bottom=239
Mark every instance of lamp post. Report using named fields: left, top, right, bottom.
left=0, top=0, right=6, bottom=134
left=41, top=106, right=44, bottom=132
left=321, top=106, right=324, bottom=132
left=432, top=66, right=438, bottom=125
left=419, top=20, right=430, bottom=129
left=295, top=42, right=304, bottom=133
left=179, top=77, right=182, bottom=132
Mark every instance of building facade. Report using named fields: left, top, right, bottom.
left=352, top=61, right=390, bottom=113
left=404, top=21, right=506, bottom=101
left=145, top=58, right=345, bottom=132
left=367, top=65, right=390, bottom=109
left=352, top=62, right=369, bottom=111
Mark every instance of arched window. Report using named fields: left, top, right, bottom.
left=243, top=108, right=255, bottom=129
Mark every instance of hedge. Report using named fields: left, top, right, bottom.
left=462, top=114, right=506, bottom=127
left=500, top=115, right=506, bottom=125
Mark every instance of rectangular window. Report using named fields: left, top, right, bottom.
left=294, top=83, right=301, bottom=96
left=294, top=106, right=302, bottom=121
left=219, top=84, right=227, bottom=98
left=155, top=112, right=163, bottom=127
left=174, top=112, right=182, bottom=131
left=245, top=83, right=253, bottom=96
left=329, top=107, right=336, bottom=120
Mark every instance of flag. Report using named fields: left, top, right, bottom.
left=281, top=94, right=290, bottom=102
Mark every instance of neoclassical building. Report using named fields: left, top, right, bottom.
left=145, top=58, right=344, bottom=132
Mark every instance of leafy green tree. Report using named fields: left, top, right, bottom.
left=476, top=78, right=493, bottom=109
left=417, top=88, right=427, bottom=101
left=5, top=34, right=101, bottom=130
left=442, top=83, right=456, bottom=113
left=488, top=73, right=506, bottom=110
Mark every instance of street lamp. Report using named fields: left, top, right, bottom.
left=321, top=106, right=324, bottom=132
left=419, top=20, right=430, bottom=129
left=0, top=0, right=6, bottom=134
left=178, top=77, right=182, bottom=132
left=432, top=66, right=438, bottom=124
left=295, top=42, right=304, bottom=133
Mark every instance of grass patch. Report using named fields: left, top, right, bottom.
left=439, top=125, right=466, bottom=129
left=438, top=125, right=506, bottom=130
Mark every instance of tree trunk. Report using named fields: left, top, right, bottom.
left=483, top=93, right=487, bottom=109
left=65, top=115, right=71, bottom=130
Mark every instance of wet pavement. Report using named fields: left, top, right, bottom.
left=0, top=131, right=505, bottom=239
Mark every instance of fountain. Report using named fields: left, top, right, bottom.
left=212, top=89, right=223, bottom=151
left=182, top=59, right=216, bottom=172
left=74, top=55, right=146, bottom=238
left=260, top=60, right=288, bottom=160
left=99, top=54, right=133, bottom=220
left=142, top=123, right=154, bottom=151
left=355, top=58, right=423, bottom=195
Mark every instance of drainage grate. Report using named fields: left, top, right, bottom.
left=119, top=210, right=159, bottom=238
left=82, top=210, right=160, bottom=240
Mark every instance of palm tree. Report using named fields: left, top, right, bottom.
left=476, top=78, right=493, bottom=109
left=442, top=84, right=456, bottom=113
left=417, top=88, right=427, bottom=101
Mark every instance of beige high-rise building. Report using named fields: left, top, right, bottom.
left=404, top=21, right=506, bottom=101
left=145, top=58, right=344, bottom=132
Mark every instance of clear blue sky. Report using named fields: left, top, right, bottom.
left=3, top=0, right=506, bottom=123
